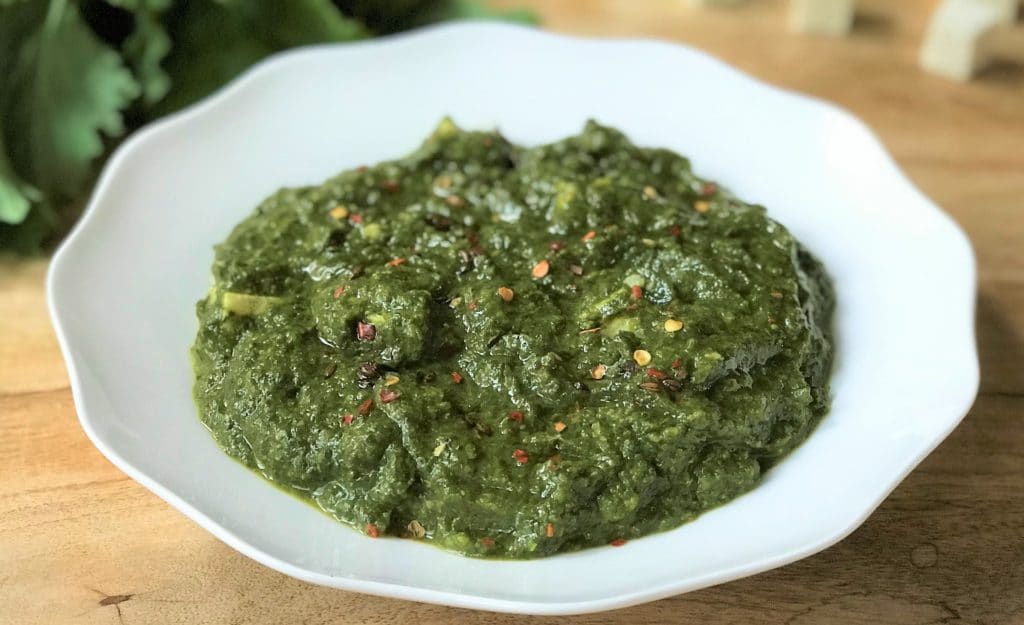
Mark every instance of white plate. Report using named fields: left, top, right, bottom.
left=48, top=23, right=979, bottom=615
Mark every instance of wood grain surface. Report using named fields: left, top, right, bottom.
left=2, top=1, right=1022, bottom=623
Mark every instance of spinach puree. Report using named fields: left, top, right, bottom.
left=191, top=119, right=833, bottom=558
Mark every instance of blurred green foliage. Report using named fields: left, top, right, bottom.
left=0, top=0, right=536, bottom=253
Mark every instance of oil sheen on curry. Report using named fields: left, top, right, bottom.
left=191, top=120, right=834, bottom=558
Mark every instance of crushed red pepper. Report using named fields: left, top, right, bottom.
left=356, top=321, right=376, bottom=341
left=646, top=368, right=668, bottom=380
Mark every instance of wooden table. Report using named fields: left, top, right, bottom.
left=3, top=1, right=1022, bottom=623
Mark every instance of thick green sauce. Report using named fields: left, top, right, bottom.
left=191, top=120, right=833, bottom=558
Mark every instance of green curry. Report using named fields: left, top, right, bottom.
left=191, top=120, right=834, bottom=558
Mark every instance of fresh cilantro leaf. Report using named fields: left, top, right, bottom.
left=101, top=0, right=171, bottom=10
left=0, top=0, right=45, bottom=226
left=417, top=0, right=539, bottom=26
left=239, top=0, right=366, bottom=48
left=333, top=0, right=436, bottom=34
left=154, top=0, right=367, bottom=116
left=0, top=133, right=40, bottom=225
left=94, top=0, right=173, bottom=106
left=4, top=0, right=139, bottom=201
left=122, top=6, right=172, bottom=104
left=0, top=197, right=57, bottom=254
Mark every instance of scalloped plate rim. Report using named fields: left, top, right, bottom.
left=47, top=22, right=979, bottom=615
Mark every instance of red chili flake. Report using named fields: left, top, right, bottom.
left=509, top=410, right=524, bottom=422
left=512, top=449, right=529, bottom=465
left=357, top=398, right=374, bottom=415
left=581, top=230, right=597, bottom=242
left=630, top=285, right=643, bottom=300
left=356, top=165, right=369, bottom=173
left=349, top=213, right=364, bottom=224
left=356, top=321, right=376, bottom=341
left=549, top=241, right=565, bottom=252
left=380, top=389, right=401, bottom=404
left=342, top=414, right=354, bottom=425
left=466, top=231, right=480, bottom=246
left=669, top=224, right=682, bottom=238
left=385, top=257, right=406, bottom=268
left=333, top=285, right=346, bottom=298
left=479, top=537, right=495, bottom=547
left=381, top=180, right=400, bottom=192
left=467, top=301, right=478, bottom=310
left=646, top=368, right=668, bottom=380
left=451, top=371, right=463, bottom=384
left=609, top=538, right=627, bottom=547
left=546, top=523, right=555, bottom=538
left=671, top=359, right=683, bottom=370
left=532, top=259, right=550, bottom=279
left=366, top=524, right=380, bottom=538
left=701, top=182, right=717, bottom=196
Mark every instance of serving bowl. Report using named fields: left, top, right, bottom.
left=48, top=23, right=979, bottom=615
